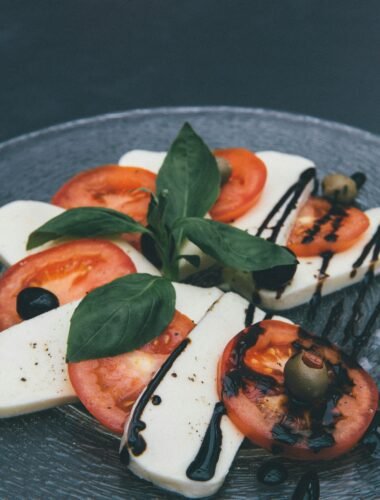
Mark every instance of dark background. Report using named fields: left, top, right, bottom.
left=1, top=0, right=380, bottom=142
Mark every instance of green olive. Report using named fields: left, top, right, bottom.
left=284, top=351, right=329, bottom=403
left=216, top=156, right=232, bottom=185
left=322, top=173, right=357, bottom=204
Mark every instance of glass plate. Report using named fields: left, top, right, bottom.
left=0, top=107, right=379, bottom=499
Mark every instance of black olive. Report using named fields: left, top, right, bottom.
left=256, top=459, right=288, bottom=486
left=16, top=287, right=59, bottom=320
left=252, top=247, right=298, bottom=290
left=292, top=470, right=320, bottom=500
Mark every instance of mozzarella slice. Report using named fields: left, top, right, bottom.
left=121, top=292, right=291, bottom=498
left=0, top=283, right=223, bottom=418
left=0, top=200, right=159, bottom=275
left=259, top=208, right=380, bottom=310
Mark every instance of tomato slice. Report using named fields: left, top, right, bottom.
left=287, top=197, right=370, bottom=257
left=0, top=240, right=136, bottom=331
left=219, top=320, right=378, bottom=460
left=68, top=311, right=194, bottom=434
left=210, top=148, right=267, bottom=222
left=52, top=165, right=157, bottom=249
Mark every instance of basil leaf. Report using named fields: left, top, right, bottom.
left=27, top=207, right=149, bottom=249
left=156, top=122, right=220, bottom=228
left=177, top=218, right=297, bottom=271
left=67, top=273, right=175, bottom=362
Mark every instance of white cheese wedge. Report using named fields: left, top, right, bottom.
left=121, top=292, right=291, bottom=498
left=0, top=200, right=159, bottom=275
left=259, top=207, right=380, bottom=310
left=118, top=149, right=315, bottom=278
left=0, top=283, right=223, bottom=418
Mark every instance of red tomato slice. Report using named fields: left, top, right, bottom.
left=0, top=240, right=136, bottom=332
left=52, top=165, right=157, bottom=249
left=210, top=148, right=267, bottom=222
left=287, top=197, right=370, bottom=257
left=219, top=320, right=378, bottom=461
left=68, top=311, right=195, bottom=434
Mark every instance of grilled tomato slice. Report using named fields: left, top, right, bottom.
left=218, top=320, right=378, bottom=460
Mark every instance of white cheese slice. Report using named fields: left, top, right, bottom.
left=0, top=283, right=223, bottom=418
left=259, top=208, right=380, bottom=310
left=121, top=292, right=291, bottom=498
left=0, top=200, right=159, bottom=275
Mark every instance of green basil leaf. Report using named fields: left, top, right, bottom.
left=67, top=273, right=175, bottom=362
left=176, top=254, right=201, bottom=268
left=156, top=122, right=220, bottom=228
left=181, top=264, right=224, bottom=288
left=177, top=217, right=297, bottom=272
left=27, top=207, right=149, bottom=249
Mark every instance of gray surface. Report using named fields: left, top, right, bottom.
left=1, top=1, right=380, bottom=141
left=0, top=107, right=379, bottom=499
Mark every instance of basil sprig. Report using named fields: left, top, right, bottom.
left=27, top=207, right=149, bottom=250
left=67, top=274, right=175, bottom=362
left=156, top=122, right=220, bottom=229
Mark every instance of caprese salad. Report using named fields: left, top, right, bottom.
left=0, top=122, right=379, bottom=499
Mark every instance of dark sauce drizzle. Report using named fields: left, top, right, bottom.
left=292, top=470, right=320, bottom=500
left=343, top=225, right=380, bottom=345
left=351, top=299, right=380, bottom=360
left=256, top=168, right=316, bottom=243
left=321, top=299, right=344, bottom=339
left=186, top=402, right=226, bottom=482
left=307, top=251, right=334, bottom=320
left=126, top=338, right=190, bottom=457
left=256, top=459, right=288, bottom=486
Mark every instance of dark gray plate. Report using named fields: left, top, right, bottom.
left=0, top=107, right=379, bottom=499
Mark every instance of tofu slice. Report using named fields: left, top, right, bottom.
left=0, top=283, right=223, bottom=418
left=0, top=200, right=159, bottom=275
left=121, top=292, right=291, bottom=498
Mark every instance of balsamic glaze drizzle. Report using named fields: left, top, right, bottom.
left=256, top=168, right=316, bottom=243
left=244, top=302, right=256, bottom=327
left=351, top=299, right=380, bottom=359
left=307, top=251, right=334, bottom=320
left=350, top=225, right=380, bottom=278
left=186, top=402, right=226, bottom=482
left=321, top=299, right=344, bottom=339
left=292, top=470, right=320, bottom=500
left=126, top=338, right=190, bottom=456
left=343, top=226, right=380, bottom=345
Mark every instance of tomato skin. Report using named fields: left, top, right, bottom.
left=219, top=320, right=378, bottom=461
left=287, top=197, right=370, bottom=257
left=210, top=148, right=267, bottom=222
left=68, top=311, right=195, bottom=434
left=52, top=165, right=157, bottom=250
left=52, top=165, right=156, bottom=223
left=0, top=239, right=136, bottom=332
left=141, top=310, right=194, bottom=355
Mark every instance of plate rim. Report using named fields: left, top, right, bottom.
left=1, top=105, right=380, bottom=152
